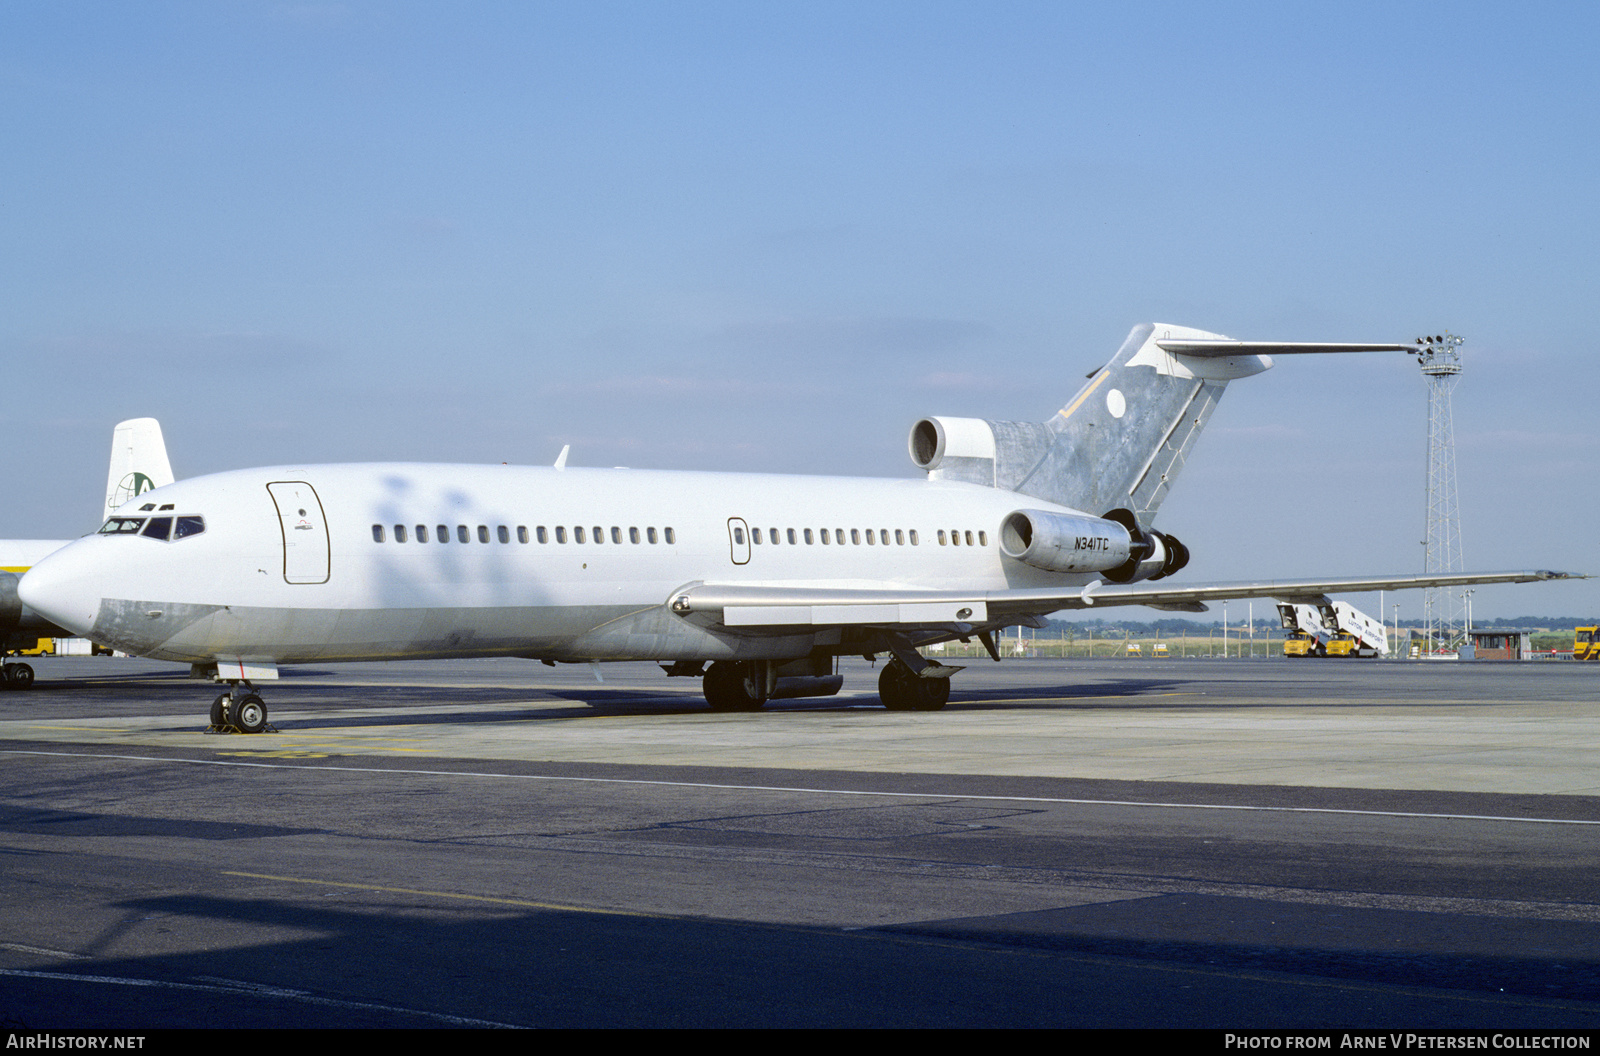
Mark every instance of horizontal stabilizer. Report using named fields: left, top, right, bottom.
left=1155, top=339, right=1420, bottom=357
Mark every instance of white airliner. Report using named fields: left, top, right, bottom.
left=1, top=418, right=174, bottom=688
left=18, top=325, right=1579, bottom=731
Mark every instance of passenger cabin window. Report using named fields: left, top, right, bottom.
left=457, top=525, right=469, bottom=544
left=537, top=526, right=548, bottom=543
left=394, top=525, right=407, bottom=543
left=477, top=525, right=489, bottom=543
left=437, top=524, right=449, bottom=543
left=629, top=527, right=640, bottom=544
left=804, top=529, right=813, bottom=544
left=518, top=526, right=529, bottom=543
left=556, top=527, right=567, bottom=543
left=664, top=527, right=675, bottom=544
left=499, top=525, right=510, bottom=544
left=647, top=527, right=658, bottom=544
left=416, top=525, right=429, bottom=543
left=575, top=526, right=586, bottom=543
left=591, top=525, right=602, bottom=544
left=372, top=524, right=385, bottom=543
left=610, top=527, right=621, bottom=544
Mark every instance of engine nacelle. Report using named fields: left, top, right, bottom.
left=1100, top=508, right=1190, bottom=583
left=998, top=510, right=1135, bottom=574
left=909, top=417, right=995, bottom=476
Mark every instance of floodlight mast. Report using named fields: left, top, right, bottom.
left=1413, top=333, right=1466, bottom=655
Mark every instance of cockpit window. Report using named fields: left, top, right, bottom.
left=99, top=515, right=205, bottom=540
left=99, top=517, right=146, bottom=534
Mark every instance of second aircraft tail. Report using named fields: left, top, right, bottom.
left=104, top=418, right=176, bottom=517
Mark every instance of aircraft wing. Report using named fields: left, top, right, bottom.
left=670, top=570, right=1584, bottom=629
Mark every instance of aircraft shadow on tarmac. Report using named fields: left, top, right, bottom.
left=7, top=891, right=1600, bottom=1029
left=180, top=677, right=1215, bottom=730
left=12, top=667, right=1558, bottom=732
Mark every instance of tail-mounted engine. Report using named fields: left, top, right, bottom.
left=998, top=507, right=1189, bottom=583
left=1100, top=508, right=1189, bottom=583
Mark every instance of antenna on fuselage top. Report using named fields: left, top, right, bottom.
left=553, top=444, right=570, bottom=470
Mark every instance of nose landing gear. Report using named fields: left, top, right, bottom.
left=208, top=681, right=273, bottom=734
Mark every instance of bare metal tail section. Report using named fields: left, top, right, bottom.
left=910, top=322, right=1415, bottom=527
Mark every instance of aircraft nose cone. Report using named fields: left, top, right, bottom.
left=19, top=543, right=105, bottom=638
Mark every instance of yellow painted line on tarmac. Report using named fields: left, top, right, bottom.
left=222, top=870, right=651, bottom=917
left=967, top=692, right=1196, bottom=705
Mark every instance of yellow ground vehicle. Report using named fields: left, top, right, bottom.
left=1324, top=633, right=1358, bottom=657
left=1278, top=603, right=1329, bottom=657
left=17, top=638, right=53, bottom=657
left=1152, top=643, right=1169, bottom=657
left=1577, top=627, right=1599, bottom=661
left=1282, top=631, right=1324, bottom=657
left=1125, top=642, right=1142, bottom=656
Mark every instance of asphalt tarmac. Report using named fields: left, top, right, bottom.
left=1, top=655, right=1598, bottom=1028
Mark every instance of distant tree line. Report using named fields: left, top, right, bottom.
left=1040, top=615, right=1595, bottom=637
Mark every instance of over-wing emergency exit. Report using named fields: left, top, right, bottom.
left=18, top=324, right=1581, bottom=729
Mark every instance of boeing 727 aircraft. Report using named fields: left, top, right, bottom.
left=18, top=324, right=1579, bottom=731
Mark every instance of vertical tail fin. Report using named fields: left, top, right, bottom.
left=104, top=418, right=175, bottom=516
left=911, top=323, right=1414, bottom=526
left=1010, top=323, right=1270, bottom=522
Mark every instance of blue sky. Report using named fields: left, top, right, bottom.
left=3, top=1, right=1596, bottom=618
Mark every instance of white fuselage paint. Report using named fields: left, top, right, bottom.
left=22, top=463, right=1097, bottom=666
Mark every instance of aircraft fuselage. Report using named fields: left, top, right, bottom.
left=24, top=463, right=1094, bottom=666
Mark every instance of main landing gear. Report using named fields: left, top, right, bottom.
left=877, top=659, right=951, bottom=711
left=696, top=651, right=958, bottom=712
left=209, top=681, right=272, bottom=734
left=1, top=662, right=35, bottom=690
left=702, top=660, right=768, bottom=711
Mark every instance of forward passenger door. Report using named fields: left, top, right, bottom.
left=267, top=481, right=331, bottom=584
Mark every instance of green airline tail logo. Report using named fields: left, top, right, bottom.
left=109, top=472, right=157, bottom=510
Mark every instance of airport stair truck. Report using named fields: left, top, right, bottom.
left=1577, top=626, right=1599, bottom=661
left=1323, top=601, right=1390, bottom=658
left=1278, top=603, right=1331, bottom=657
